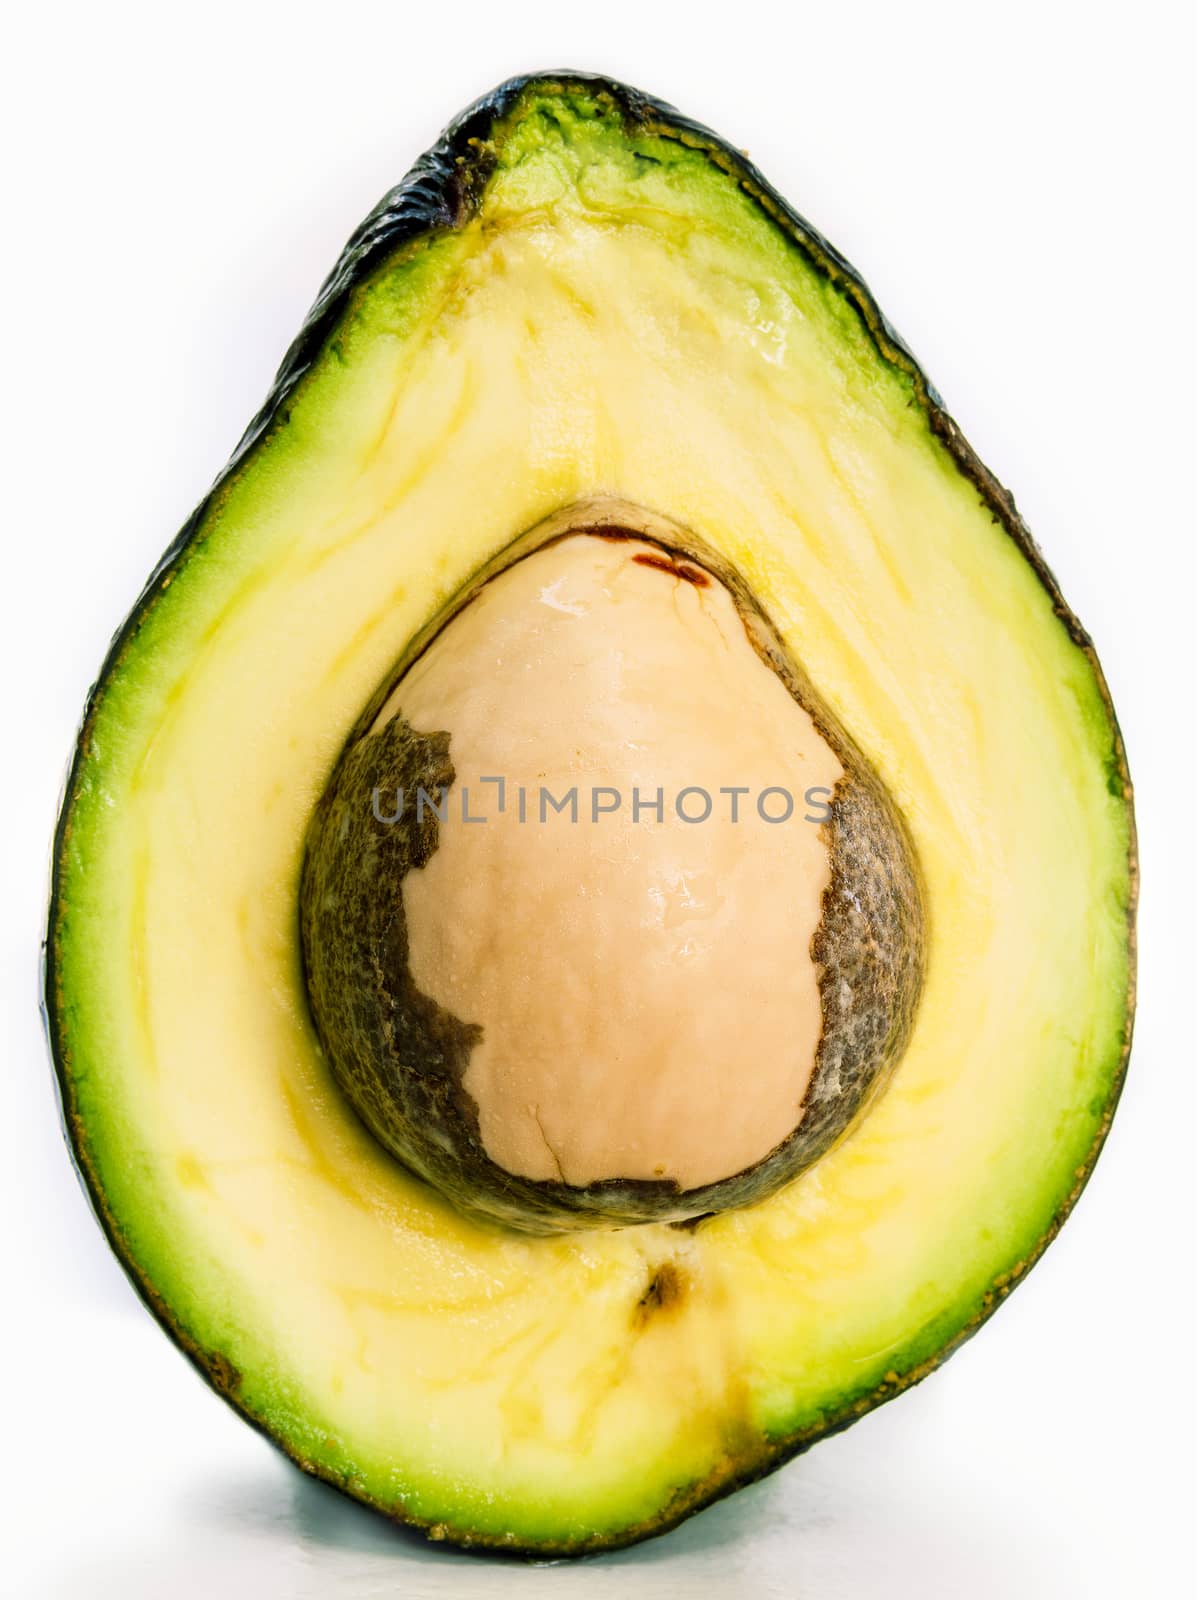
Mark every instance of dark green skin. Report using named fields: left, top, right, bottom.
left=43, top=71, right=1137, bottom=1557
left=300, top=523, right=925, bottom=1232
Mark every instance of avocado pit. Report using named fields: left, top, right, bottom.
left=300, top=503, right=924, bottom=1232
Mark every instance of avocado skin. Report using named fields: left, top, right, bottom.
left=42, top=71, right=1138, bottom=1556
left=300, top=521, right=926, bottom=1234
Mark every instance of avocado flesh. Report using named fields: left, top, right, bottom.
left=47, top=76, right=1135, bottom=1554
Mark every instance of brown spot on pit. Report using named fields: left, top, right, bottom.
left=631, top=551, right=710, bottom=587
left=635, top=1261, right=687, bottom=1326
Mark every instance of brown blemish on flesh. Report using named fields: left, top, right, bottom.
left=635, top=1261, right=686, bottom=1326
left=205, top=1351, right=242, bottom=1394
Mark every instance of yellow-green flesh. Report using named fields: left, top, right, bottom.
left=53, top=89, right=1133, bottom=1548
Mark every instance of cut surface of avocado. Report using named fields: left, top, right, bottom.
left=46, top=73, right=1135, bottom=1554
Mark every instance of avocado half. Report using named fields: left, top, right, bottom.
left=45, top=72, right=1136, bottom=1555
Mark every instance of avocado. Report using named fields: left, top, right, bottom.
left=44, top=72, right=1136, bottom=1556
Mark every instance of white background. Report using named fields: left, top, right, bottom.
left=3, top=3, right=1193, bottom=1595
